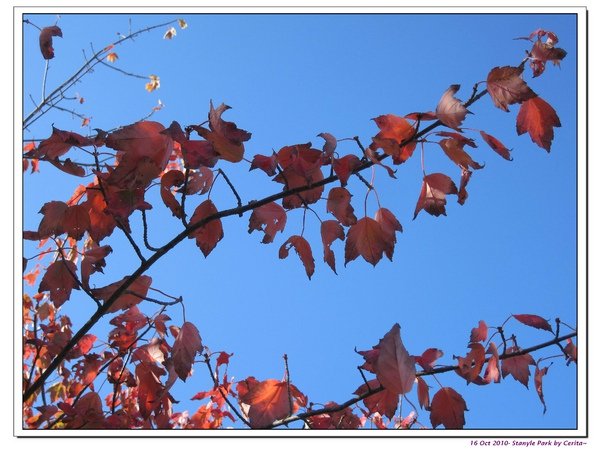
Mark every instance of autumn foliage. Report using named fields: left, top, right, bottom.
left=21, top=18, right=577, bottom=432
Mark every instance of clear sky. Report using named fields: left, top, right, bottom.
left=21, top=10, right=580, bottom=432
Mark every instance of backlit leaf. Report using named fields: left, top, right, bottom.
left=513, top=314, right=553, bottom=332
left=534, top=365, right=550, bottom=413
left=248, top=202, right=287, bottom=244
left=38, top=260, right=80, bottom=307
left=279, top=235, right=315, bottom=279
left=486, top=66, right=537, bottom=112
left=345, top=217, right=394, bottom=267
left=372, top=323, right=416, bottom=395
left=326, top=187, right=357, bottom=226
left=436, top=84, right=469, bottom=130
left=413, top=173, right=458, bottom=219
left=172, top=322, right=203, bottom=381
left=516, top=96, right=561, bottom=151
left=188, top=200, right=223, bottom=257
left=321, top=220, right=345, bottom=274
left=501, top=346, right=535, bottom=387
left=430, top=387, right=467, bottom=429
left=480, top=131, right=512, bottom=160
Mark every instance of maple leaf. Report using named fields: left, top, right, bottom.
left=345, top=217, right=394, bottom=267
left=317, top=132, right=337, bottom=159
left=249, top=153, right=278, bottom=177
left=160, top=170, right=185, bottom=218
left=439, top=138, right=484, bottom=170
left=486, top=66, right=537, bottom=112
left=321, top=220, right=345, bottom=274
left=145, top=74, right=160, bottom=92
left=513, top=314, right=553, bottom=332
left=180, top=167, right=214, bottom=195
left=413, top=173, right=458, bottom=219
left=248, top=202, right=287, bottom=244
left=526, top=30, right=567, bottom=77
left=354, top=380, right=399, bottom=420
left=306, top=402, right=362, bottom=429
left=564, top=338, right=577, bottom=365
left=279, top=235, right=315, bottom=279
left=534, top=365, right=550, bottom=414
left=91, top=275, right=152, bottom=313
left=326, top=187, right=357, bottom=226
left=83, top=183, right=118, bottom=242
left=81, top=245, right=112, bottom=289
left=436, top=131, right=477, bottom=148
left=181, top=139, right=219, bottom=169
left=106, top=52, right=118, bottom=63
left=430, top=387, right=468, bottom=429
left=38, top=260, right=80, bottom=307
left=436, top=84, right=470, bottom=130
left=63, top=204, right=91, bottom=240
left=501, top=346, right=536, bottom=387
left=480, top=131, right=512, bottom=160
left=455, top=343, right=486, bottom=384
left=374, top=208, right=402, bottom=260
left=417, top=377, right=430, bottom=410
left=372, top=323, right=416, bottom=395
left=188, top=200, right=224, bottom=257
left=415, top=348, right=444, bottom=372
left=332, top=154, right=361, bottom=187
left=483, top=342, right=501, bottom=384
left=237, top=378, right=306, bottom=428
left=192, top=101, right=252, bottom=163
left=35, top=126, right=93, bottom=160
left=371, top=114, right=417, bottom=164
left=171, top=322, right=203, bottom=381
left=106, top=121, right=173, bottom=175
left=37, top=201, right=68, bottom=238
left=469, top=320, right=488, bottom=343
left=39, top=25, right=62, bottom=59
left=516, top=96, right=561, bottom=151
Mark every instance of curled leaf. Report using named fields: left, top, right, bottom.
left=39, top=25, right=62, bottom=59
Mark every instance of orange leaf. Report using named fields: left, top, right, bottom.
left=354, top=379, right=399, bottom=420
left=480, top=130, right=512, bottom=161
left=516, top=96, right=561, bottom=151
left=188, top=200, right=223, bottom=257
left=279, top=235, right=315, bottom=279
left=534, top=365, right=550, bottom=413
left=106, top=52, right=118, bottom=63
left=333, top=154, right=361, bottom=186
left=326, top=187, right=357, bottom=226
left=171, top=322, right=203, bottom=381
left=248, top=202, right=287, bottom=244
left=486, top=66, right=537, bottom=112
left=372, top=324, right=416, bottom=395
left=371, top=114, right=417, bottom=164
left=374, top=208, right=402, bottom=260
left=454, top=343, right=486, bottom=384
left=439, top=138, right=483, bottom=170
left=436, top=84, right=469, bottom=130
left=39, top=25, right=62, bottom=59
left=345, top=217, right=393, bottom=267
left=484, top=342, right=501, bottom=384
left=430, top=387, right=467, bottom=429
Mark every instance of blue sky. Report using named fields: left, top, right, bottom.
left=21, top=12, right=580, bottom=432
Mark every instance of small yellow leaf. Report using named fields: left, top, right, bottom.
left=106, top=52, right=118, bottom=63
left=81, top=117, right=91, bottom=127
left=178, top=19, right=188, bottom=29
left=163, top=27, right=176, bottom=39
left=145, top=75, right=160, bottom=92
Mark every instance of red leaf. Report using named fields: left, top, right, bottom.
left=455, top=343, right=486, bottom=384
left=279, top=235, right=315, bottom=279
left=528, top=35, right=567, bottom=78
left=484, top=342, right=501, bottom=384
left=39, top=26, right=62, bottom=59
left=501, top=346, right=536, bottom=387
left=237, top=378, right=306, bottom=428
left=415, top=348, right=444, bottom=371
left=516, top=96, right=561, bottom=151
left=172, top=322, right=203, bottom=381
left=430, top=387, right=468, bottom=429
left=436, top=84, right=469, bottom=130
left=81, top=244, right=112, bottom=289
left=564, top=338, right=577, bottom=365
left=250, top=154, right=278, bottom=176
left=480, top=131, right=513, bottom=160
left=470, top=320, right=488, bottom=343
left=76, top=334, right=97, bottom=356
left=160, top=170, right=185, bottom=218
left=457, top=169, right=472, bottom=206
left=62, top=204, right=90, bottom=240
left=513, top=314, right=553, bottom=332
left=37, top=201, right=68, bottom=238
left=371, top=114, right=417, bottom=164
left=326, top=187, right=357, bottom=226
left=486, top=66, right=537, bottom=112
left=372, top=323, right=416, bottom=395
left=417, top=377, right=430, bottom=410
left=354, top=380, right=399, bottom=420
left=248, top=202, right=287, bottom=244
left=333, top=154, right=361, bottom=186
left=38, top=260, right=80, bottom=307
left=192, top=101, right=251, bottom=163
left=321, top=220, right=345, bottom=274
left=439, top=138, right=483, bottom=170
left=180, top=167, right=214, bottom=195
left=84, top=184, right=118, bottom=242
left=365, top=146, right=397, bottom=179
left=181, top=139, right=219, bottom=169
left=345, top=217, right=394, bottom=267
left=534, top=365, right=550, bottom=413
left=374, top=208, right=402, bottom=260
left=188, top=200, right=223, bottom=257
left=91, top=275, right=152, bottom=313
left=413, top=173, right=458, bottom=219
left=405, top=111, right=438, bottom=121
